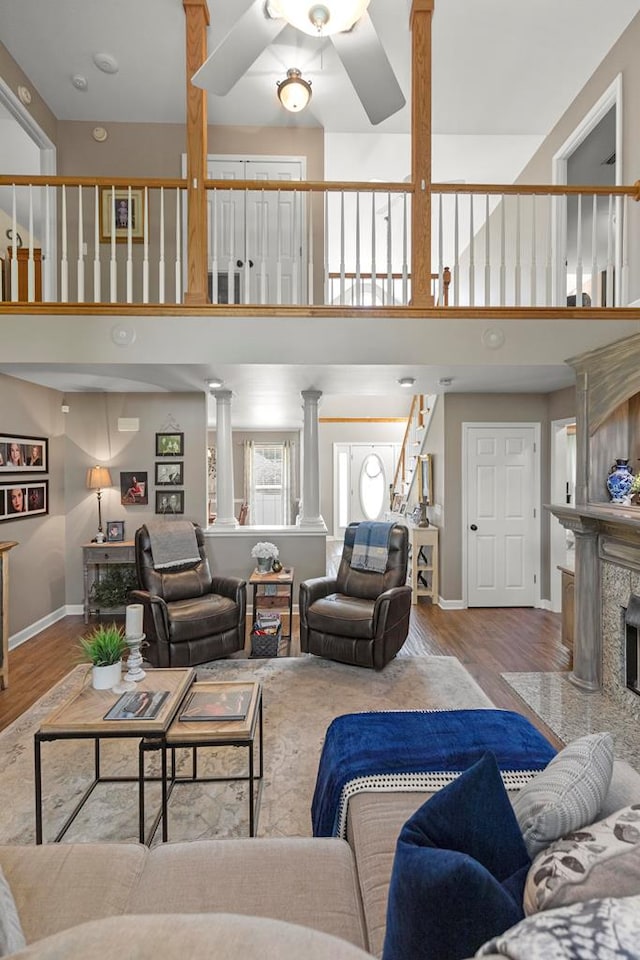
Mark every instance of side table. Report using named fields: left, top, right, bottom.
left=249, top=566, right=295, bottom=655
left=82, top=540, right=136, bottom=623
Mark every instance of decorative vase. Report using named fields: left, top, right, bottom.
left=256, top=557, right=273, bottom=573
left=91, top=661, right=122, bottom=690
left=606, top=458, right=634, bottom=505
left=272, top=559, right=283, bottom=573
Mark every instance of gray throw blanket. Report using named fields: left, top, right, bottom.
left=350, top=521, right=394, bottom=573
left=147, top=519, right=200, bottom=570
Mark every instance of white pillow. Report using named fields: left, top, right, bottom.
left=0, top=864, right=26, bottom=957
left=512, top=732, right=614, bottom=858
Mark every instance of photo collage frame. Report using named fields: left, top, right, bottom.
left=0, top=434, right=49, bottom=523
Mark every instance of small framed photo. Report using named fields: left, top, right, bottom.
left=391, top=492, right=402, bottom=513
left=156, top=432, right=184, bottom=457
left=120, top=471, right=148, bottom=505
left=106, top=520, right=125, bottom=542
left=155, top=490, right=184, bottom=515
left=0, top=479, right=48, bottom=521
left=419, top=454, right=433, bottom=506
left=398, top=499, right=407, bottom=516
left=100, top=187, right=146, bottom=243
left=155, top=461, right=184, bottom=486
left=0, top=434, right=48, bottom=474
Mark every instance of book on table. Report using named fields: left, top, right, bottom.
left=179, top=685, right=253, bottom=721
left=104, top=689, right=170, bottom=721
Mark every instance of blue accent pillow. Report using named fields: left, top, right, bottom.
left=382, top=751, right=531, bottom=960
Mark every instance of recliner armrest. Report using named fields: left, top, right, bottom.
left=210, top=576, right=246, bottom=604
left=129, top=588, right=170, bottom=637
left=372, top=585, right=412, bottom=633
left=300, top=577, right=338, bottom=611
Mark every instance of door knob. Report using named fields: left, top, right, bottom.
left=236, top=259, right=244, bottom=268
left=470, top=524, right=478, bottom=531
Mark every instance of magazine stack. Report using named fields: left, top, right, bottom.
left=250, top=610, right=282, bottom=658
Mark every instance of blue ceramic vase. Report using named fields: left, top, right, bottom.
left=606, top=458, right=634, bottom=505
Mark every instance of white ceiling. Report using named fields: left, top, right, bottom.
left=1, top=0, right=639, bottom=424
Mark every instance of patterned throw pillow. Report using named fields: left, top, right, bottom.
left=476, top=895, right=640, bottom=959
left=0, top=865, right=26, bottom=957
left=523, top=804, right=640, bottom=914
left=512, top=732, right=614, bottom=858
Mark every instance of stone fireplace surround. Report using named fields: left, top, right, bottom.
left=549, top=330, right=640, bottom=716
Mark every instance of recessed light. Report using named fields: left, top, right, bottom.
left=397, top=377, right=415, bottom=388
left=93, top=52, right=119, bottom=74
left=71, top=74, right=88, bottom=91
left=438, top=377, right=453, bottom=387
left=17, top=85, right=32, bottom=105
left=92, top=126, right=108, bottom=142
left=482, top=327, right=506, bottom=350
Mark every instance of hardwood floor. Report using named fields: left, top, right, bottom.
left=0, top=603, right=568, bottom=749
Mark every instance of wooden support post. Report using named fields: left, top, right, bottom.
left=183, top=0, right=210, bottom=305
left=411, top=0, right=434, bottom=307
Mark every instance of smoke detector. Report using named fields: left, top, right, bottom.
left=93, top=52, right=119, bottom=74
left=71, top=74, right=88, bottom=91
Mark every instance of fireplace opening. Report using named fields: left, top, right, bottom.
left=624, top=595, right=640, bottom=696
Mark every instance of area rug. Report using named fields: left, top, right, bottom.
left=502, top=671, right=640, bottom=771
left=0, top=655, right=492, bottom=845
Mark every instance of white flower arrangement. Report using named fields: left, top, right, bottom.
left=250, top=541, right=280, bottom=560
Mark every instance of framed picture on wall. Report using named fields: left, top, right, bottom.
left=155, top=461, right=184, bottom=486
left=155, top=490, right=184, bottom=515
left=0, top=434, right=48, bottom=474
left=99, top=187, right=146, bottom=243
left=0, top=480, right=48, bottom=521
left=120, top=471, right=148, bottom=505
left=419, top=454, right=433, bottom=505
left=156, top=432, right=184, bottom=457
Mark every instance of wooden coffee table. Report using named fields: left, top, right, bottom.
left=141, top=680, right=263, bottom=842
left=34, top=668, right=195, bottom=844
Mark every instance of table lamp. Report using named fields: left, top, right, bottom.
left=86, top=465, right=112, bottom=541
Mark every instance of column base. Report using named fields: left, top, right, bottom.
left=213, top=517, right=239, bottom=528
left=296, top=516, right=327, bottom=531
left=568, top=672, right=601, bottom=693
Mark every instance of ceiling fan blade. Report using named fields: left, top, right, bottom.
left=331, top=13, right=406, bottom=125
left=192, top=1, right=284, bottom=96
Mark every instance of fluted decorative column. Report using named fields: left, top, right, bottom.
left=299, top=389, right=325, bottom=529
left=212, top=390, right=237, bottom=528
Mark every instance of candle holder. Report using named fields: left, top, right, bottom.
left=124, top=632, right=146, bottom=683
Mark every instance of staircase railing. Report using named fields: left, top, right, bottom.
left=390, top=394, right=438, bottom=510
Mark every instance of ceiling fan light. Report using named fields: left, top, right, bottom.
left=272, top=0, right=371, bottom=37
left=277, top=68, right=312, bottom=113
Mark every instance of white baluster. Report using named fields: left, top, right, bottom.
left=292, top=189, right=299, bottom=305
left=209, top=188, right=217, bottom=304
left=530, top=195, right=537, bottom=307
left=110, top=186, right=117, bottom=303
left=371, top=191, right=377, bottom=307
left=514, top=195, right=521, bottom=307
left=621, top=194, right=630, bottom=307
left=468, top=194, right=475, bottom=307
left=339, top=191, right=346, bottom=305
left=437, top=192, right=443, bottom=307
left=10, top=186, right=18, bottom=300
left=142, top=186, right=149, bottom=303
left=61, top=185, right=69, bottom=302
left=402, top=191, right=409, bottom=306
left=276, top=189, right=282, bottom=305
left=545, top=195, right=552, bottom=306
left=307, top=190, right=314, bottom=306
left=499, top=197, right=506, bottom=306
left=355, top=192, right=361, bottom=307
left=591, top=195, right=599, bottom=306
left=175, top=188, right=182, bottom=304
left=93, top=186, right=101, bottom=302
left=484, top=194, right=491, bottom=306
left=260, top=189, right=267, bottom=305
left=386, top=192, right=393, bottom=305
left=43, top=184, right=53, bottom=302
left=453, top=193, right=459, bottom=307
left=324, top=191, right=329, bottom=305
left=606, top=193, right=614, bottom=307
left=76, top=184, right=84, bottom=303
left=28, top=185, right=35, bottom=302
left=126, top=185, right=133, bottom=302
left=575, top=194, right=583, bottom=306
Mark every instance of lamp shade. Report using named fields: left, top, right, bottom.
left=277, top=68, right=312, bottom=113
left=271, top=0, right=370, bottom=36
left=86, top=466, right=112, bottom=490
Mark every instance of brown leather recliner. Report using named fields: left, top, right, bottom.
left=299, top=522, right=411, bottom=670
left=130, top=523, right=246, bottom=667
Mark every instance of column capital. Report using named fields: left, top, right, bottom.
left=301, top=389, right=323, bottom=404
left=212, top=389, right=233, bottom=404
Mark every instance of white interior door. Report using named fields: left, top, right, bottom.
left=464, top=424, right=539, bottom=607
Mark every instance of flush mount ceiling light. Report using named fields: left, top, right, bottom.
left=397, top=377, right=415, bottom=388
left=17, top=85, right=32, bottom=105
left=71, top=74, right=88, bottom=91
left=270, top=0, right=370, bottom=36
left=92, top=126, right=108, bottom=142
left=277, top=68, right=312, bottom=113
left=207, top=378, right=224, bottom=391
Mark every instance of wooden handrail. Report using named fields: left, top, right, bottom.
left=392, top=395, right=419, bottom=500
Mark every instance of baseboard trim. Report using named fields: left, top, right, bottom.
left=9, top=605, right=69, bottom=650
left=536, top=598, right=552, bottom=611
left=437, top=597, right=465, bottom=610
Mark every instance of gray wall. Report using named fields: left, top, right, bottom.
left=0, top=373, right=65, bottom=634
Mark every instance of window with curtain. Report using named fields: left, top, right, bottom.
left=244, top=440, right=294, bottom=525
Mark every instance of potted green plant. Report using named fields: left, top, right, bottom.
left=79, top=622, right=127, bottom=690
left=89, top=565, right=139, bottom=610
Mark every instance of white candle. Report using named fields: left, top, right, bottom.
left=125, top=603, right=144, bottom=638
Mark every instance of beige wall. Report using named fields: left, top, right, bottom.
left=0, top=374, right=65, bottom=635
left=63, top=391, right=207, bottom=607
left=0, top=41, right=57, bottom=145
left=440, top=390, right=577, bottom=604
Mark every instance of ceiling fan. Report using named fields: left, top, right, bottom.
left=191, top=0, right=406, bottom=126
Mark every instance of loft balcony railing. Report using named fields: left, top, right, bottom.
left=0, top=175, right=638, bottom=309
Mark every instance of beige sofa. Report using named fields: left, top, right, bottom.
left=2, top=758, right=640, bottom=959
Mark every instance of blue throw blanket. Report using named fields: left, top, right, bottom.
left=311, top=709, right=556, bottom=838
left=350, top=520, right=394, bottom=573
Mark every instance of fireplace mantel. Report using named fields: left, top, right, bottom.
left=549, top=502, right=640, bottom=699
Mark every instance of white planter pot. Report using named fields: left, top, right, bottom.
left=92, top=661, right=122, bottom=690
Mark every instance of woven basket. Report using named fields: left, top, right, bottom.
left=250, top=626, right=281, bottom=658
